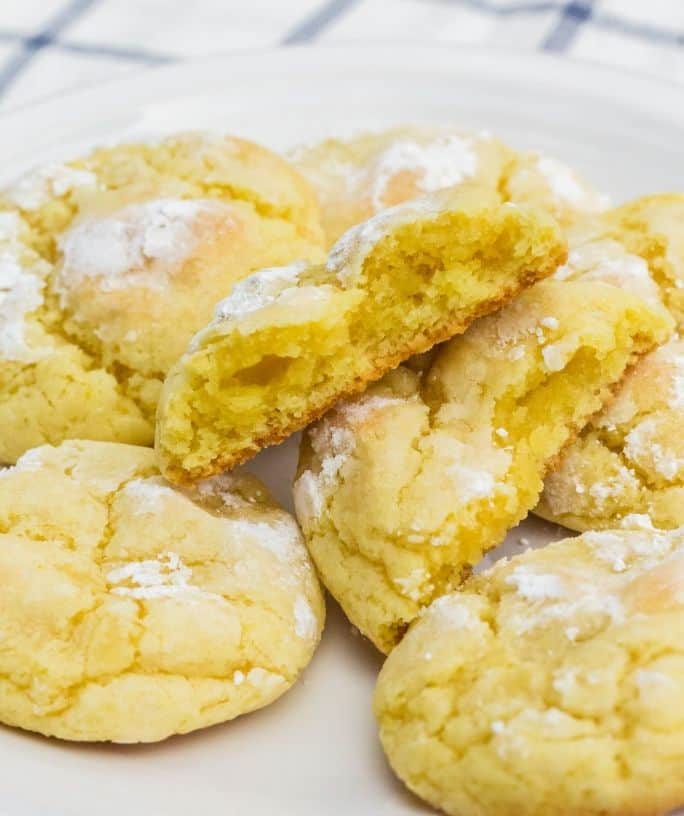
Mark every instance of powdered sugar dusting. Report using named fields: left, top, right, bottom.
left=0, top=250, right=46, bottom=362
left=193, top=473, right=254, bottom=510
left=444, top=435, right=512, bottom=506
left=625, top=417, right=684, bottom=481
left=107, top=551, right=223, bottom=602
left=369, top=134, right=477, bottom=209
left=505, top=567, right=566, bottom=601
left=554, top=239, right=663, bottom=309
left=584, top=528, right=674, bottom=572
left=293, top=594, right=318, bottom=639
left=536, top=156, right=609, bottom=213
left=214, top=261, right=310, bottom=321
left=6, top=162, right=98, bottom=210
left=294, top=395, right=408, bottom=523
left=427, top=595, right=480, bottom=630
left=245, top=667, right=285, bottom=689
left=589, top=464, right=640, bottom=508
left=0, top=210, right=51, bottom=362
left=225, top=516, right=304, bottom=564
left=57, top=198, right=229, bottom=295
left=393, top=567, right=430, bottom=602
left=121, top=477, right=178, bottom=515
left=447, top=462, right=497, bottom=502
left=500, top=530, right=684, bottom=637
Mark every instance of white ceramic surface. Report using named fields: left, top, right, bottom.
left=0, top=44, right=683, bottom=816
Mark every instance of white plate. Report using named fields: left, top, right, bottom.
left=1, top=44, right=684, bottom=816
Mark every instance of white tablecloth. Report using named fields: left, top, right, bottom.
left=0, top=0, right=682, bottom=110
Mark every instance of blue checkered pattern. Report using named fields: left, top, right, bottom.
left=0, top=0, right=683, bottom=108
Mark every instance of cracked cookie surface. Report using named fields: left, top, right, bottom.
left=375, top=527, right=684, bottom=816
left=0, top=132, right=324, bottom=462
left=294, top=280, right=672, bottom=652
left=537, top=194, right=684, bottom=531
left=290, top=125, right=608, bottom=245
left=0, top=440, right=324, bottom=742
left=155, top=185, right=565, bottom=483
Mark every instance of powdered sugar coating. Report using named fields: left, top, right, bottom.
left=535, top=156, right=610, bottom=214
left=293, top=394, right=408, bottom=523
left=368, top=134, right=478, bottom=209
left=107, top=551, right=224, bottom=602
left=505, top=567, right=565, bottom=601
left=494, top=530, right=684, bottom=637
left=293, top=594, right=318, bottom=639
left=624, top=416, right=684, bottom=481
left=539, top=336, right=684, bottom=530
left=0, top=212, right=51, bottom=362
left=0, top=252, right=46, bottom=362
left=212, top=260, right=316, bottom=322
left=425, top=595, right=480, bottom=630
left=121, top=476, right=177, bottom=514
left=554, top=238, right=664, bottom=310
left=223, top=517, right=305, bottom=565
left=56, top=198, right=231, bottom=296
left=445, top=436, right=512, bottom=504
left=6, top=162, right=98, bottom=210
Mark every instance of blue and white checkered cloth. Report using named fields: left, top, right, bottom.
left=0, top=0, right=683, bottom=109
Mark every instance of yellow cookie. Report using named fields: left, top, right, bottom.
left=290, top=125, right=608, bottom=245
left=563, top=193, right=684, bottom=324
left=290, top=126, right=511, bottom=245
left=0, top=132, right=324, bottom=463
left=502, top=149, right=609, bottom=228
left=538, top=336, right=684, bottom=531
left=0, top=440, right=324, bottom=743
left=537, top=194, right=684, bottom=531
left=294, top=280, right=672, bottom=652
left=375, top=527, right=684, bottom=816
left=155, top=186, right=565, bottom=483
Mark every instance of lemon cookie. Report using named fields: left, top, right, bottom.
left=375, top=526, right=684, bottom=816
left=294, top=280, right=672, bottom=652
left=502, top=149, right=609, bottom=228
left=155, top=186, right=565, bottom=483
left=538, top=336, right=684, bottom=531
left=0, top=440, right=324, bottom=743
left=537, top=194, right=684, bottom=531
left=0, top=133, right=324, bottom=462
left=290, top=126, right=511, bottom=245
left=290, top=125, right=608, bottom=245
left=562, top=193, right=684, bottom=324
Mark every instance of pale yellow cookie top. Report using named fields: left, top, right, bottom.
left=375, top=527, right=684, bottom=816
left=553, top=235, right=666, bottom=312
left=290, top=125, right=508, bottom=245
left=539, top=334, right=684, bottom=531
left=537, top=193, right=684, bottom=531
left=295, top=278, right=672, bottom=652
left=0, top=132, right=325, bottom=462
left=0, top=440, right=324, bottom=743
left=502, top=149, right=609, bottom=227
left=290, top=125, right=608, bottom=245
left=566, top=193, right=684, bottom=327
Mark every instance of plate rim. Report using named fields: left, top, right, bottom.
left=1, top=41, right=684, bottom=127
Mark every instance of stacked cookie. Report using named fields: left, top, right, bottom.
left=1, top=125, right=683, bottom=815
